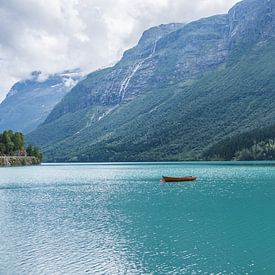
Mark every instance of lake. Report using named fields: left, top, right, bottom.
left=0, top=162, right=274, bottom=274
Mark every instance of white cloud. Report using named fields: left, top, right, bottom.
left=0, top=0, right=240, bottom=102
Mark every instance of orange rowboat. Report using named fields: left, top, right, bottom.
left=162, top=176, right=197, bottom=182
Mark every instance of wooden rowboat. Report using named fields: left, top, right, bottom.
left=162, top=176, right=197, bottom=182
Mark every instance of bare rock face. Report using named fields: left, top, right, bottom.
left=46, top=18, right=230, bottom=121
left=228, top=0, right=275, bottom=47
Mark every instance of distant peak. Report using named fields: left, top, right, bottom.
left=6, top=68, right=83, bottom=99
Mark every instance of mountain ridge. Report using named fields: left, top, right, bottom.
left=46, top=0, right=275, bottom=124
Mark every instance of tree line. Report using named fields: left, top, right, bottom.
left=0, top=130, right=42, bottom=161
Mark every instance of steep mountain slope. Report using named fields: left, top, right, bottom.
left=45, top=23, right=185, bottom=123
left=28, top=0, right=275, bottom=162
left=0, top=70, right=82, bottom=133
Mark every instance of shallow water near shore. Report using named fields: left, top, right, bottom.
left=0, top=162, right=274, bottom=274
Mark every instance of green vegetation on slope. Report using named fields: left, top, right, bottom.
left=28, top=39, right=275, bottom=162
left=203, top=124, right=275, bottom=161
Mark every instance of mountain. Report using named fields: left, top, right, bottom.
left=28, top=0, right=275, bottom=162
left=0, top=70, right=82, bottom=133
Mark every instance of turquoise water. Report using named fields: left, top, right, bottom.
left=0, top=162, right=274, bottom=274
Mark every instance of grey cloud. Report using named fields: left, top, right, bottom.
left=0, top=0, right=239, bottom=101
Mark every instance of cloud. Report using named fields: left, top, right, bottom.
left=0, top=0, right=239, bottom=101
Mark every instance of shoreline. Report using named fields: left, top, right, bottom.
left=0, top=156, right=41, bottom=167
left=40, top=160, right=275, bottom=167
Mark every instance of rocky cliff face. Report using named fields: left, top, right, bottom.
left=46, top=16, right=230, bottom=122
left=45, top=23, right=185, bottom=122
left=0, top=70, right=82, bottom=133
left=227, top=0, right=275, bottom=47
left=28, top=0, right=275, bottom=162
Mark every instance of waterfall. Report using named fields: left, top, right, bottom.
left=98, top=104, right=119, bottom=121
left=118, top=39, right=158, bottom=100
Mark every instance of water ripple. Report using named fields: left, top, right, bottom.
left=0, top=162, right=275, bottom=274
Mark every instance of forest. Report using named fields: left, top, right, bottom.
left=203, top=124, right=275, bottom=161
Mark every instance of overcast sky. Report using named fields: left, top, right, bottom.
left=0, top=0, right=240, bottom=102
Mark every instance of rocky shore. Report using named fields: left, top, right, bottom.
left=0, top=156, right=41, bottom=167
